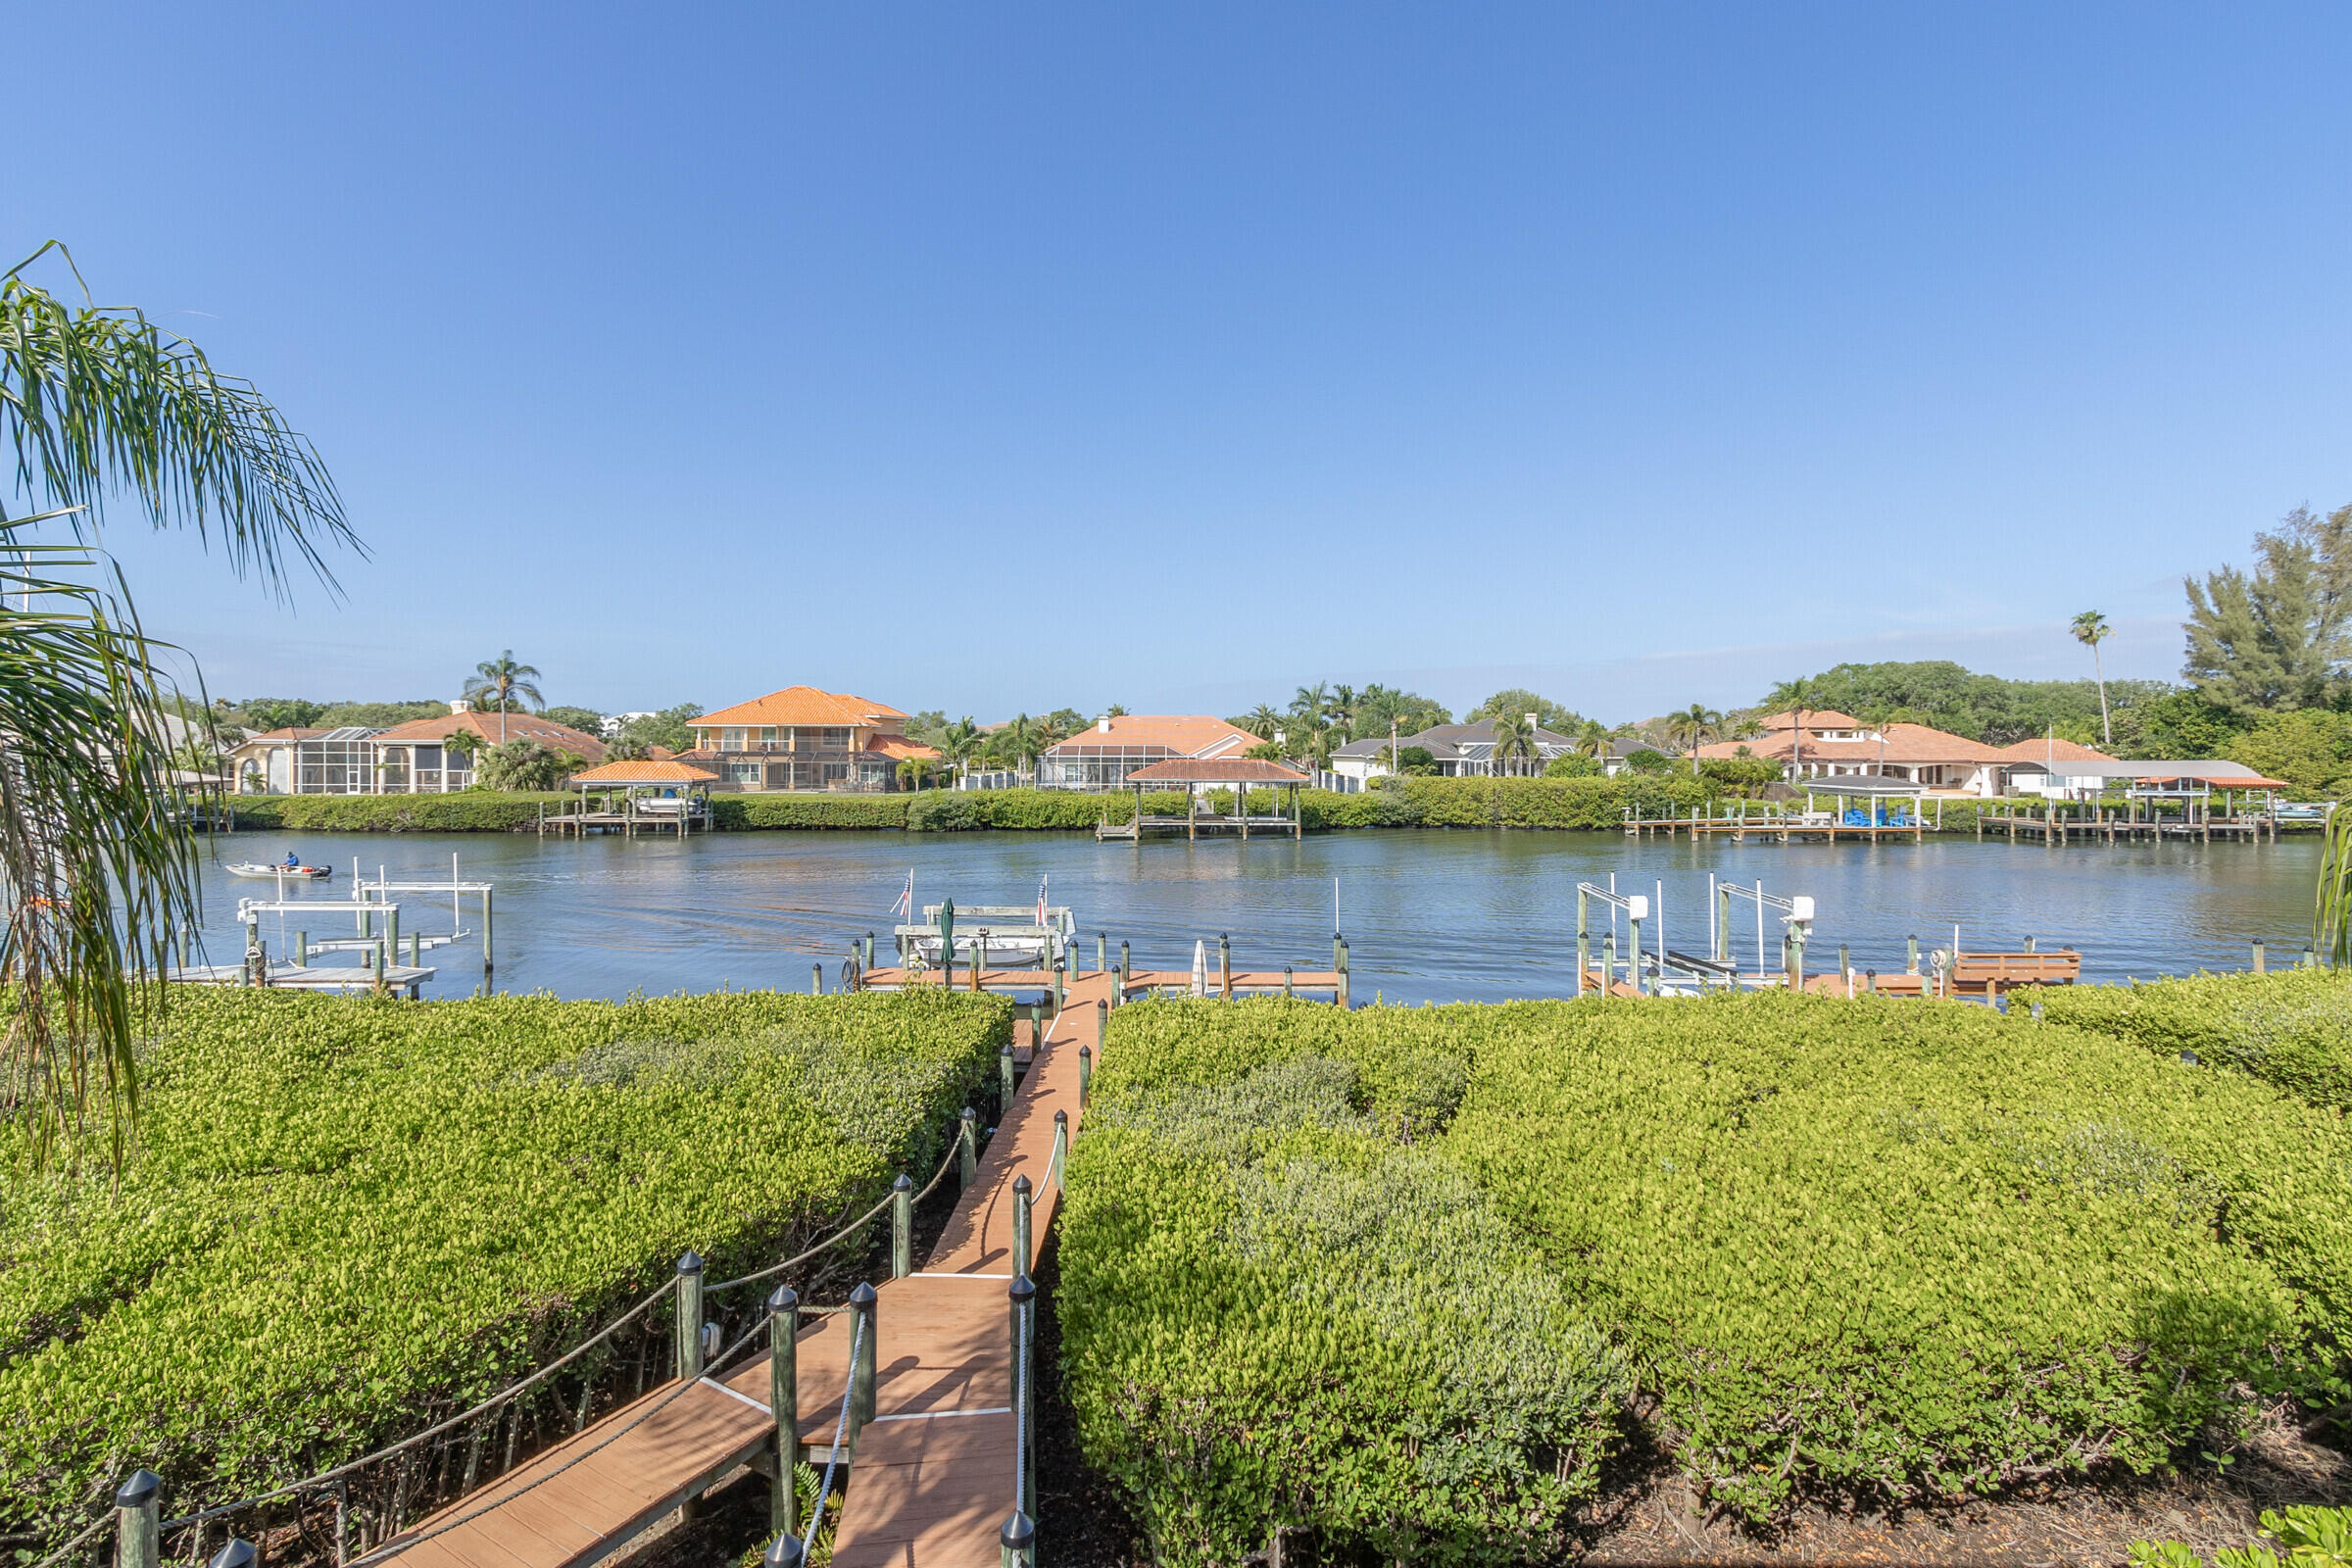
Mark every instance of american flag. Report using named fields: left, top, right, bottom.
left=891, top=870, right=912, bottom=920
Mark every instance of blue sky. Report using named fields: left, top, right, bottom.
left=11, top=4, right=2351, bottom=723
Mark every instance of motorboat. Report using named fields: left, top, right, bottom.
left=226, top=861, right=333, bottom=881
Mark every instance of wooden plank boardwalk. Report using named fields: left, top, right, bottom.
left=382, top=972, right=1113, bottom=1568
left=859, top=964, right=1345, bottom=1001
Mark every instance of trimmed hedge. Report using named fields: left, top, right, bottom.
left=711, top=794, right=909, bottom=829
left=1061, top=1004, right=1622, bottom=1566
left=1062, top=996, right=2352, bottom=1548
left=2038, top=969, right=2352, bottom=1111
left=221, top=792, right=571, bottom=832
left=0, top=988, right=1007, bottom=1540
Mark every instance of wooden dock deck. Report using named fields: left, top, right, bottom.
left=858, top=964, right=1347, bottom=1003
left=170, top=962, right=436, bottom=998
left=380, top=972, right=1114, bottom=1568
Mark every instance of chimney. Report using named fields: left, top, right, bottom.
left=1098, top=716, right=1110, bottom=733
left=1525, top=712, right=1539, bottom=731
left=450, top=699, right=472, bottom=714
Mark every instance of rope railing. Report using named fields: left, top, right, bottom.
left=65, top=1116, right=973, bottom=1568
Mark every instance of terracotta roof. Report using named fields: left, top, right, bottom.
left=569, top=760, right=718, bottom=785
left=1041, top=715, right=1255, bottom=758
left=373, top=710, right=608, bottom=763
left=1698, top=722, right=2001, bottom=765
left=1333, top=721, right=1579, bottom=760
left=1989, top=738, right=2115, bottom=763
left=239, top=727, right=328, bottom=743
left=693, top=687, right=909, bottom=728
left=1755, top=710, right=1863, bottom=730
left=1123, top=757, right=1311, bottom=785
left=865, top=735, right=942, bottom=760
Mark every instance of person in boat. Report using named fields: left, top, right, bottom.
left=284, top=850, right=301, bottom=870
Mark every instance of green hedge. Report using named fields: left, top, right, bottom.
left=1062, top=997, right=2352, bottom=1548
left=221, top=792, right=572, bottom=832
left=1061, top=1004, right=1622, bottom=1565
left=710, top=794, right=910, bottom=829
left=0, top=988, right=1007, bottom=1540
left=2037, top=969, right=2352, bottom=1110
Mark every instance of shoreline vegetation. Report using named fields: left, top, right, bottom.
left=216, top=780, right=2146, bottom=835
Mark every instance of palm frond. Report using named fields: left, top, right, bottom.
left=0, top=519, right=197, bottom=1167
left=2316, top=805, right=2352, bottom=966
left=2, top=244, right=361, bottom=594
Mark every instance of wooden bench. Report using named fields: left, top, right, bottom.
left=1950, top=951, right=2082, bottom=996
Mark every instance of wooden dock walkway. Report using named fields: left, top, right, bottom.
left=381, top=972, right=1113, bottom=1568
left=858, top=964, right=1345, bottom=1003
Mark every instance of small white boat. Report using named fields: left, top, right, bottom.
left=226, top=862, right=333, bottom=881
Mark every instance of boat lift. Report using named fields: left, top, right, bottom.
left=1575, top=883, right=1651, bottom=995
left=353, top=854, right=495, bottom=971
left=896, top=903, right=1075, bottom=972
left=1712, top=875, right=1816, bottom=986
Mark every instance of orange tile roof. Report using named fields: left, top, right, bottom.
left=1753, top=710, right=1863, bottom=731
left=373, top=710, right=608, bottom=763
left=1699, top=721, right=2001, bottom=764
left=240, top=727, right=328, bottom=742
left=693, top=687, right=909, bottom=728
left=1042, top=715, right=1255, bottom=758
left=1988, top=737, right=2116, bottom=763
left=569, top=760, right=718, bottom=785
left=865, top=735, right=942, bottom=760
left=1123, top=757, right=1309, bottom=785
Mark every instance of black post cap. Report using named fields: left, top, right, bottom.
left=209, top=1543, right=257, bottom=1568
left=676, top=1250, right=705, bottom=1275
left=115, top=1470, right=161, bottom=1508
left=766, top=1284, right=799, bottom=1312
left=1079, top=1045, right=1092, bottom=1059
left=849, top=1282, right=878, bottom=1310
left=2180, top=1050, right=2201, bottom=1065
left=764, top=1531, right=807, bottom=1568
left=1013, top=1173, right=1032, bottom=1195
left=1054, top=1109, right=1067, bottom=1126
left=893, top=1173, right=913, bottom=1192
left=1008, top=1275, right=1037, bottom=1306
left=1000, top=1510, right=1036, bottom=1550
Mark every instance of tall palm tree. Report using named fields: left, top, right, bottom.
left=941, top=716, right=982, bottom=781
left=2071, top=611, right=2113, bottom=746
left=1667, top=704, right=1722, bottom=761
left=1241, top=704, right=1283, bottom=741
left=466, top=651, right=543, bottom=744
left=1490, top=710, right=1537, bottom=777
left=1292, top=682, right=1331, bottom=727
left=1574, top=719, right=1609, bottom=760
left=1, top=242, right=356, bottom=1160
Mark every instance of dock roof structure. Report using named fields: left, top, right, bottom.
left=568, top=760, right=719, bottom=786
left=1123, top=757, right=1310, bottom=785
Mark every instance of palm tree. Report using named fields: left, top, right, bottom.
left=1666, top=704, right=1722, bottom=761
left=896, top=757, right=938, bottom=791
left=0, top=242, right=356, bottom=1159
left=466, top=651, right=543, bottom=744
left=940, top=716, right=982, bottom=781
left=1292, top=682, right=1332, bottom=727
left=1490, top=710, right=1537, bottom=777
left=2072, top=611, right=2113, bottom=746
left=1776, top=677, right=1823, bottom=782
left=1241, top=704, right=1283, bottom=741
left=1573, top=719, right=1609, bottom=760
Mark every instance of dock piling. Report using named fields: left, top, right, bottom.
left=811, top=963, right=823, bottom=996
left=1907, top=934, right=1920, bottom=975
left=767, top=1287, right=800, bottom=1531
left=849, top=1284, right=878, bottom=1435
left=115, top=1471, right=161, bottom=1568
left=960, top=1108, right=979, bottom=1190
left=1219, top=933, right=1232, bottom=1000
left=2252, top=939, right=2267, bottom=975
left=1079, top=1045, right=1093, bottom=1105
left=1011, top=1175, right=1033, bottom=1283
left=1337, top=937, right=1349, bottom=1008
left=891, top=1174, right=913, bottom=1279
left=673, top=1251, right=707, bottom=1380
left=1000, top=1045, right=1016, bottom=1113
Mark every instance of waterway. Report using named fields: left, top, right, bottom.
left=193, top=829, right=2326, bottom=1004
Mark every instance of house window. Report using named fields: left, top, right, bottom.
left=727, top=760, right=762, bottom=788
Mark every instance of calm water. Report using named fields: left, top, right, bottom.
left=191, top=829, right=2326, bottom=1004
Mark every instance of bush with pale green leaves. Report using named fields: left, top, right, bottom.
left=2130, top=1504, right=2352, bottom=1566
left=2037, top=968, right=2352, bottom=1110
left=0, top=987, right=1005, bottom=1543
left=1062, top=995, right=2352, bottom=1556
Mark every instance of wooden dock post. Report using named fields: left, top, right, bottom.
left=482, top=887, right=494, bottom=973
left=1219, top=933, right=1232, bottom=999
left=1097, top=998, right=1108, bottom=1042
left=1576, top=886, right=1592, bottom=996
left=1008, top=1275, right=1038, bottom=1518
left=1079, top=1044, right=1092, bottom=1105
left=891, top=1174, right=913, bottom=1279
left=1838, top=944, right=1850, bottom=986
left=1337, top=937, right=1349, bottom=1007
left=1011, top=1174, right=1033, bottom=1283
left=959, top=1108, right=978, bottom=1190
left=848, top=1284, right=878, bottom=1435
left=1603, top=929, right=1617, bottom=996
left=115, top=1470, right=161, bottom=1568
left=1118, top=940, right=1130, bottom=1001
left=2252, top=939, right=2267, bottom=975
left=974, top=930, right=989, bottom=992
left=673, top=1251, right=706, bottom=1379
left=1283, top=964, right=1295, bottom=997
left=811, top=963, right=823, bottom=996
left=1000, top=1044, right=1016, bottom=1113
left=767, top=1287, right=799, bottom=1532
left=295, top=930, right=308, bottom=967
left=1907, top=934, right=1920, bottom=975
left=1187, top=790, right=1197, bottom=841
left=1053, top=958, right=1065, bottom=1013
left=1097, top=932, right=1106, bottom=973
